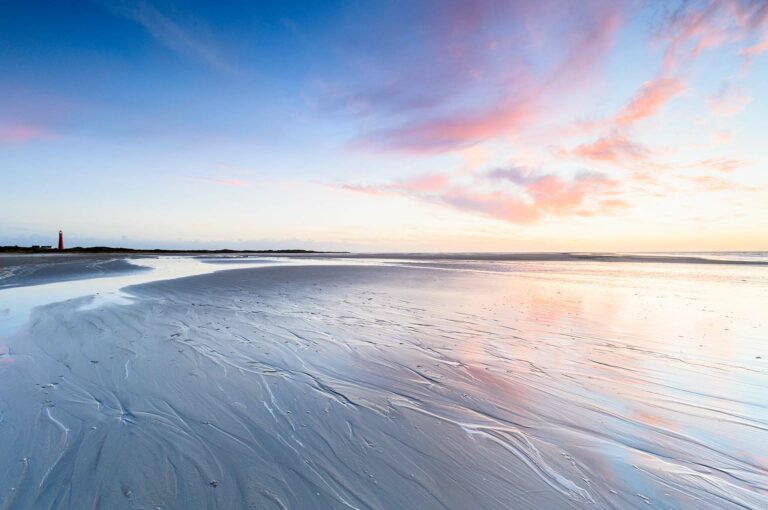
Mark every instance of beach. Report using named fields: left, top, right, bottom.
left=0, top=255, right=766, bottom=509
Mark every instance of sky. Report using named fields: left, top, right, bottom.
left=1, top=0, right=767, bottom=252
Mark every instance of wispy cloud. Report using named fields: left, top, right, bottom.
left=320, top=0, right=626, bottom=153
left=740, top=37, right=768, bottom=59
left=564, top=0, right=766, bottom=170
left=572, top=132, right=650, bottom=164
left=693, top=158, right=744, bottom=173
left=708, top=84, right=752, bottom=116
left=191, top=177, right=250, bottom=188
left=340, top=174, right=449, bottom=195
left=337, top=166, right=627, bottom=224
left=682, top=175, right=763, bottom=192
left=0, top=123, right=55, bottom=144
left=614, top=78, right=685, bottom=127
left=102, top=1, right=232, bottom=71
left=565, top=77, right=682, bottom=166
left=658, top=0, right=768, bottom=72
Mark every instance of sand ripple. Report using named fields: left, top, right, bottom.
left=0, top=261, right=766, bottom=509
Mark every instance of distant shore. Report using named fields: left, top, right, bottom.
left=1, top=247, right=767, bottom=266
left=0, top=246, right=341, bottom=255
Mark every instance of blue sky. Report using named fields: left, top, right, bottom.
left=1, top=0, right=766, bottom=251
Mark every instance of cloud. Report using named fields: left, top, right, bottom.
left=443, top=170, right=627, bottom=223
left=565, top=0, right=765, bottom=166
left=712, top=130, right=733, bottom=144
left=396, top=174, right=450, bottom=193
left=193, top=177, right=250, bottom=187
left=560, top=76, right=682, bottom=166
left=740, top=37, right=768, bottom=58
left=359, top=0, right=768, bottom=205
left=337, top=166, right=626, bottom=223
left=708, top=85, right=752, bottom=116
left=340, top=174, right=449, bottom=195
left=343, top=0, right=767, bottom=156
left=338, top=184, right=388, bottom=196
left=695, top=158, right=743, bottom=173
left=564, top=74, right=684, bottom=165
left=614, top=78, right=685, bottom=127
left=486, top=166, right=538, bottom=185
left=0, top=123, right=54, bottom=144
left=683, top=175, right=763, bottom=192
left=600, top=198, right=630, bottom=210
left=572, top=132, right=650, bottom=164
left=688, top=175, right=738, bottom=191
left=102, top=1, right=232, bottom=71
left=658, top=0, right=768, bottom=72
left=363, top=100, right=533, bottom=153
left=439, top=189, right=542, bottom=223
left=624, top=158, right=745, bottom=191
left=321, top=0, right=626, bottom=153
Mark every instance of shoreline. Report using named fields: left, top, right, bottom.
left=0, top=256, right=152, bottom=290
left=3, top=250, right=767, bottom=264
left=2, top=251, right=767, bottom=291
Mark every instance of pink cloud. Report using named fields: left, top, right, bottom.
left=660, top=2, right=725, bottom=73
left=396, top=174, right=450, bottom=193
left=338, top=174, right=448, bottom=195
left=631, top=171, right=658, bottom=185
left=689, top=175, right=737, bottom=191
left=740, top=37, right=768, bottom=58
left=442, top=170, right=625, bottom=222
left=614, top=78, right=684, bottom=127
left=712, top=130, right=733, bottom=144
left=213, top=163, right=262, bottom=175
left=338, top=184, right=389, bottom=196
left=194, top=177, right=250, bottom=187
left=600, top=198, right=630, bottom=210
left=331, top=1, right=626, bottom=153
left=572, top=132, right=650, bottom=164
left=564, top=75, right=683, bottom=165
left=367, top=101, right=533, bottom=153
left=708, top=86, right=752, bottom=116
left=440, top=188, right=542, bottom=223
left=683, top=174, right=763, bottom=192
left=625, top=158, right=745, bottom=190
left=696, top=158, right=743, bottom=173
left=338, top=166, right=627, bottom=223
left=528, top=176, right=595, bottom=211
left=659, top=0, right=768, bottom=71
left=0, top=123, right=53, bottom=144
left=559, top=1, right=767, bottom=168
left=558, top=75, right=683, bottom=167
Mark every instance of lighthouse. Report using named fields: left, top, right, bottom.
left=58, top=230, right=64, bottom=250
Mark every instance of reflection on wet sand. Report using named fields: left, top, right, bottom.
left=0, top=258, right=766, bottom=509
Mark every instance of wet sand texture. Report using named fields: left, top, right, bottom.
left=0, top=256, right=149, bottom=289
left=0, top=261, right=766, bottom=509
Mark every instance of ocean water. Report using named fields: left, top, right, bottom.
left=0, top=255, right=766, bottom=509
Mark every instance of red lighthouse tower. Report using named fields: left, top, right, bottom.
left=58, top=230, right=64, bottom=250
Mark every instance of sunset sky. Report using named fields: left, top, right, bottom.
left=1, top=0, right=766, bottom=251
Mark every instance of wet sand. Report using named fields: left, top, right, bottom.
left=0, top=255, right=150, bottom=290
left=0, top=257, right=766, bottom=509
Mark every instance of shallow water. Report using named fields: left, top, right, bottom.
left=0, top=256, right=381, bottom=337
left=0, top=257, right=766, bottom=509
